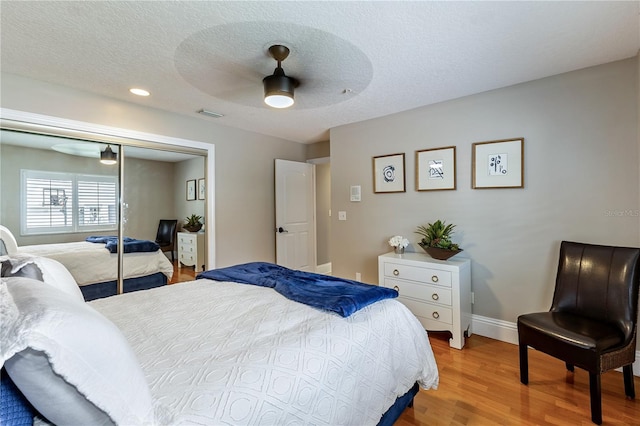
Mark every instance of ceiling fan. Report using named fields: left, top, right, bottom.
left=262, top=45, right=299, bottom=109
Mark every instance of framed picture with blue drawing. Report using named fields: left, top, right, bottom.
left=416, top=146, right=457, bottom=191
left=472, top=138, right=524, bottom=189
left=373, top=153, right=405, bottom=193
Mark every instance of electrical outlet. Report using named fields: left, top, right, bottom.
left=355, top=272, right=361, bottom=281
left=471, top=292, right=475, bottom=304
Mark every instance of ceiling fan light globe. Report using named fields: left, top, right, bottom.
left=264, top=94, right=294, bottom=108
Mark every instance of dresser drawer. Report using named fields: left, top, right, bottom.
left=399, top=297, right=453, bottom=325
left=384, top=263, right=452, bottom=287
left=179, top=244, right=196, bottom=253
left=180, top=252, right=196, bottom=265
left=178, top=234, right=196, bottom=246
left=384, top=278, right=452, bottom=306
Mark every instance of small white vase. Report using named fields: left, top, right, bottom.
left=394, top=246, right=405, bottom=254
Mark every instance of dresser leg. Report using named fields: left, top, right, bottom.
left=449, top=331, right=464, bottom=349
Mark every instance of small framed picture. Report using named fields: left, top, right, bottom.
left=416, top=146, right=456, bottom=191
left=472, top=138, right=524, bottom=189
left=373, top=153, right=406, bottom=193
left=198, top=178, right=205, bottom=200
left=186, top=179, right=196, bottom=201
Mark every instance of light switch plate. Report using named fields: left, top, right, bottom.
left=338, top=211, right=347, bottom=220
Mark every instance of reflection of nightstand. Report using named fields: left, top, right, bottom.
left=177, top=232, right=205, bottom=272
left=378, top=252, right=471, bottom=349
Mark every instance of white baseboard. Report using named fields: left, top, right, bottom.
left=471, top=314, right=640, bottom=377
left=316, top=262, right=332, bottom=275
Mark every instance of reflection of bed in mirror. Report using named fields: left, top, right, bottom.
left=0, top=225, right=173, bottom=301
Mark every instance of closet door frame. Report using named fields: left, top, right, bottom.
left=1, top=108, right=216, bottom=284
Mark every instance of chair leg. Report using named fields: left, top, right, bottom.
left=588, top=372, right=602, bottom=425
left=519, top=344, right=529, bottom=385
left=623, top=365, right=635, bottom=399
left=565, top=362, right=574, bottom=372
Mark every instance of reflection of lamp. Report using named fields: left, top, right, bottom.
left=100, top=145, right=117, bottom=165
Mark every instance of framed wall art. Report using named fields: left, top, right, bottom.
left=416, top=146, right=456, bottom=191
left=472, top=138, right=524, bottom=189
left=372, top=153, right=406, bottom=193
left=198, top=178, right=206, bottom=200
left=186, top=179, right=196, bottom=201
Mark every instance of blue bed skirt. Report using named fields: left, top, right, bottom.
left=378, top=382, right=419, bottom=426
left=80, top=272, right=167, bottom=301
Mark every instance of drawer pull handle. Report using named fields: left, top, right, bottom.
left=393, top=269, right=400, bottom=276
left=432, top=311, right=440, bottom=319
left=431, top=275, right=439, bottom=283
left=393, top=285, right=399, bottom=292
left=431, top=293, right=439, bottom=301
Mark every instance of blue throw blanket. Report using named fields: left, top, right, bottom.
left=86, top=236, right=160, bottom=254
left=197, top=262, right=398, bottom=317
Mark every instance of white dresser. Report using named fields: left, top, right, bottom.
left=378, top=252, right=471, bottom=349
left=177, top=232, right=205, bottom=272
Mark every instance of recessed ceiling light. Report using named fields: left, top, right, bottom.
left=129, top=88, right=150, bottom=96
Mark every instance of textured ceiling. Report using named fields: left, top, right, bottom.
left=1, top=1, right=638, bottom=144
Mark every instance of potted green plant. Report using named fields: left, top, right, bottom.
left=183, top=214, right=203, bottom=232
left=415, top=219, right=462, bottom=260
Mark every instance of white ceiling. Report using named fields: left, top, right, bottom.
left=1, top=1, right=638, bottom=144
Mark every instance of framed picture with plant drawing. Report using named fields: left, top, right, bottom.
left=198, top=178, right=205, bottom=200
left=373, top=153, right=406, bottom=193
left=186, top=179, right=196, bottom=201
left=472, top=138, right=524, bottom=189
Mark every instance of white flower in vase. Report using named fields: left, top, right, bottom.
left=388, top=235, right=409, bottom=254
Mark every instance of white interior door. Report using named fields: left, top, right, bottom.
left=275, top=159, right=316, bottom=271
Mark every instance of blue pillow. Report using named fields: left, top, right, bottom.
left=1, top=368, right=36, bottom=426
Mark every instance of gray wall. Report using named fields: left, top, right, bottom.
left=0, top=143, right=175, bottom=245
left=315, top=162, right=331, bottom=266
left=1, top=73, right=307, bottom=267
left=307, top=140, right=331, bottom=267
left=330, top=58, right=639, bottom=326
left=174, top=156, right=206, bottom=232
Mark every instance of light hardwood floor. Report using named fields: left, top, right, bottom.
left=168, top=259, right=197, bottom=284
left=398, top=331, right=640, bottom=425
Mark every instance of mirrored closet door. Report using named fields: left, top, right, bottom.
left=0, top=124, right=207, bottom=299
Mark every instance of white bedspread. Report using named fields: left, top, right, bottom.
left=90, top=279, right=439, bottom=425
left=18, top=241, right=173, bottom=286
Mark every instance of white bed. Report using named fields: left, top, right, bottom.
left=1, top=260, right=439, bottom=426
left=17, top=241, right=173, bottom=286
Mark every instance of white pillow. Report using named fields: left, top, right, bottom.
left=0, top=225, right=18, bottom=255
left=1, top=277, right=157, bottom=425
left=0, top=254, right=84, bottom=302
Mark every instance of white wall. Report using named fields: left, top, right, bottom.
left=330, top=58, right=639, bottom=329
left=0, top=73, right=307, bottom=267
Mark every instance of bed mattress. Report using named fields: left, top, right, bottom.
left=89, top=279, right=439, bottom=425
left=18, top=241, right=173, bottom=286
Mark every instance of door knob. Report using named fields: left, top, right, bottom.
left=277, top=227, right=288, bottom=233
